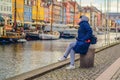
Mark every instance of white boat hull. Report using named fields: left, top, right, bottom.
left=39, top=31, right=60, bottom=40
left=17, top=39, right=27, bottom=43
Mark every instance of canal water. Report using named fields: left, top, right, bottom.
left=0, top=39, right=75, bottom=80
left=0, top=32, right=118, bottom=80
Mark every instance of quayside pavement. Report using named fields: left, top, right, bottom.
left=33, top=43, right=120, bottom=80
left=6, top=42, right=120, bottom=80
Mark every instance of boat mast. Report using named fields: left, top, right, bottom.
left=116, top=0, right=119, bottom=40
left=36, top=0, right=38, bottom=29
left=14, top=0, right=17, bottom=31
left=62, top=0, right=64, bottom=24
left=50, top=0, right=53, bottom=32
left=104, top=0, right=107, bottom=44
left=73, top=0, right=76, bottom=28
left=79, top=0, right=81, bottom=16
left=61, top=0, right=64, bottom=24
left=107, top=0, right=111, bottom=44
left=101, top=3, right=102, bottom=28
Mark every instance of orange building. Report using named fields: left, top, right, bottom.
left=69, top=1, right=79, bottom=25
left=62, top=1, right=79, bottom=26
left=51, top=1, right=62, bottom=23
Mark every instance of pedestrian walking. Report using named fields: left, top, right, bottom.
left=58, top=15, right=93, bottom=69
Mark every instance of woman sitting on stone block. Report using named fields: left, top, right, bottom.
left=58, top=15, right=93, bottom=69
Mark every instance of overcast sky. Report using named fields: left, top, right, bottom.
left=80, top=0, right=119, bottom=13
left=58, top=0, right=120, bottom=13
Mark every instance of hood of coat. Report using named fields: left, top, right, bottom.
left=80, top=15, right=89, bottom=22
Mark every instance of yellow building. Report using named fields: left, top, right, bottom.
left=12, top=0, right=24, bottom=25
left=32, top=0, right=44, bottom=22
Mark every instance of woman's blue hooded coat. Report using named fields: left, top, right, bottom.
left=73, top=16, right=93, bottom=55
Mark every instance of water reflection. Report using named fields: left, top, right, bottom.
left=0, top=39, right=74, bottom=80
left=0, top=33, right=118, bottom=80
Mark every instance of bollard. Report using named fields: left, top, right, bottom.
left=80, top=48, right=95, bottom=68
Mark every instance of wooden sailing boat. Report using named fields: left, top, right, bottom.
left=39, top=0, right=60, bottom=40
left=60, top=1, right=78, bottom=39
left=0, top=0, right=26, bottom=44
left=25, top=0, right=40, bottom=40
left=25, top=0, right=60, bottom=40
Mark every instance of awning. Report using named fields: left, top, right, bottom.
left=41, top=22, right=45, bottom=25
left=67, top=24, right=73, bottom=26
left=32, top=22, right=41, bottom=25
left=24, top=22, right=32, bottom=24
left=52, top=23, right=67, bottom=27
left=32, top=22, right=45, bottom=25
left=67, top=24, right=79, bottom=27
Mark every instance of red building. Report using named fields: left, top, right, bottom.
left=63, top=1, right=79, bottom=26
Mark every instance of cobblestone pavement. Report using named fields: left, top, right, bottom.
left=111, top=68, right=120, bottom=80
left=33, top=47, right=120, bottom=80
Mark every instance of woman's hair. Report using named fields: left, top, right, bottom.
left=80, top=16, right=82, bottom=18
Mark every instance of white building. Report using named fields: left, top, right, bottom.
left=0, top=0, right=12, bottom=25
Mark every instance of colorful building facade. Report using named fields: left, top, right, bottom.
left=69, top=1, right=79, bottom=25
left=32, top=0, right=44, bottom=22
left=80, top=6, right=102, bottom=29
left=63, top=1, right=79, bottom=26
left=12, top=0, right=33, bottom=28
left=52, top=1, right=62, bottom=23
left=44, top=6, right=49, bottom=23
left=24, top=0, right=32, bottom=22
left=42, top=0, right=63, bottom=24
left=12, top=0, right=24, bottom=25
left=24, top=0, right=32, bottom=27
left=0, top=0, right=12, bottom=25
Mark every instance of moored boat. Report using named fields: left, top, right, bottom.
left=0, top=32, right=25, bottom=44
left=25, top=31, right=40, bottom=41
left=39, top=31, right=60, bottom=40
left=60, top=28, right=77, bottom=39
left=17, top=38, right=27, bottom=43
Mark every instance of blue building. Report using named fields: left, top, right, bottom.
left=24, top=0, right=32, bottom=28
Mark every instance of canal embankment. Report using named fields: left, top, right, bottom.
left=6, top=41, right=120, bottom=80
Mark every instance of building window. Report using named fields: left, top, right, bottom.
left=24, top=0, right=27, bottom=5
left=32, top=0, right=36, bottom=6
left=4, top=6, right=7, bottom=11
left=0, top=5, right=1, bottom=11
left=7, top=6, right=9, bottom=12
left=9, top=6, right=11, bottom=11
left=1, top=6, right=3, bottom=11
left=28, top=0, right=31, bottom=6
left=9, top=0, right=11, bottom=2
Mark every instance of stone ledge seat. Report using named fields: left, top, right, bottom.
left=80, top=46, right=95, bottom=68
